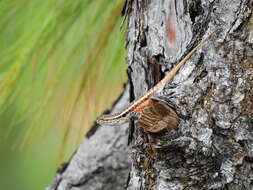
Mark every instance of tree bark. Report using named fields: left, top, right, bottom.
left=47, top=0, right=253, bottom=189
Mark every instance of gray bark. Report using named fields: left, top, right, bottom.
left=47, top=0, right=253, bottom=189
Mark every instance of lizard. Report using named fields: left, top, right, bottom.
left=96, top=33, right=212, bottom=125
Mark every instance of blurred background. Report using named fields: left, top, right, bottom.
left=0, top=0, right=127, bottom=189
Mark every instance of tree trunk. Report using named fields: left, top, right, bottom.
left=47, top=0, right=253, bottom=189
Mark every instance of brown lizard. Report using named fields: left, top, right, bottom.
left=96, top=33, right=212, bottom=125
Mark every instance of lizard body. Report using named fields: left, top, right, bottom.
left=96, top=34, right=211, bottom=125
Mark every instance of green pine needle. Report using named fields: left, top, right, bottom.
left=0, top=0, right=127, bottom=158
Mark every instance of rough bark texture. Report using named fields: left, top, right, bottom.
left=47, top=0, right=253, bottom=189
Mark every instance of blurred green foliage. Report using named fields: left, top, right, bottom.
left=0, top=0, right=127, bottom=189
